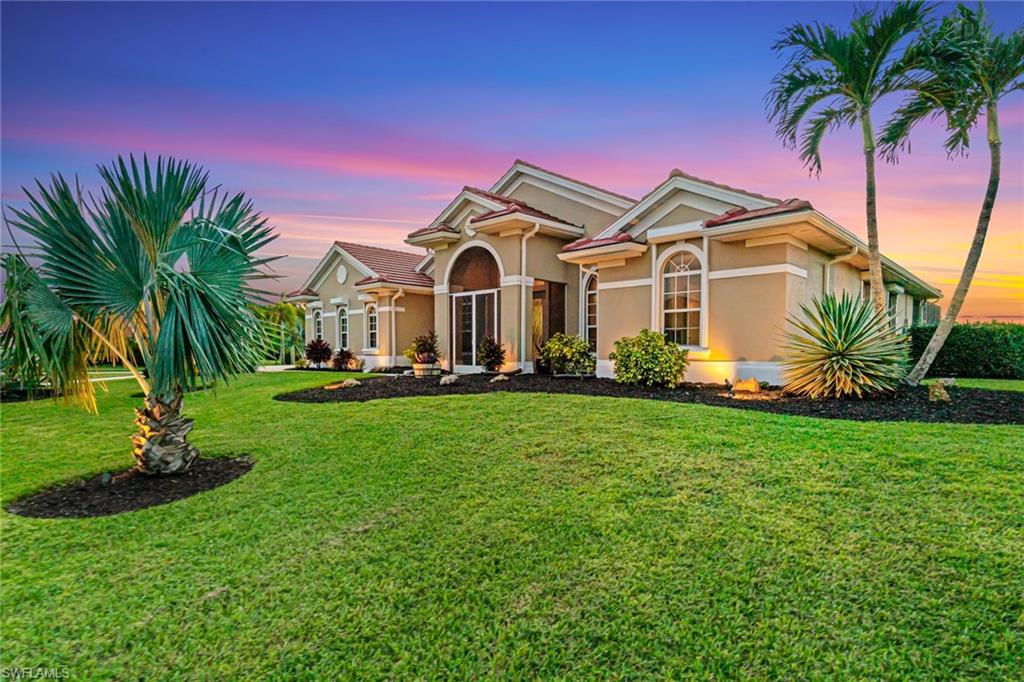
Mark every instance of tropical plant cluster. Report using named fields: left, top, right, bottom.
left=610, top=330, right=688, bottom=387
left=910, top=322, right=1024, bottom=379
left=304, top=339, right=332, bottom=366
left=540, top=333, right=595, bottom=375
left=331, top=348, right=356, bottom=371
left=782, top=294, right=909, bottom=399
left=477, top=335, right=506, bottom=372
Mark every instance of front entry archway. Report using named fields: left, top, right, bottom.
left=448, top=246, right=501, bottom=371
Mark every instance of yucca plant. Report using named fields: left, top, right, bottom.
left=782, top=293, right=909, bottom=398
left=2, top=155, right=277, bottom=474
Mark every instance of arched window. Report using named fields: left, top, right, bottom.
left=661, top=251, right=702, bottom=346
left=365, top=304, right=378, bottom=349
left=584, top=274, right=598, bottom=352
left=337, top=307, right=349, bottom=350
left=313, top=309, right=323, bottom=340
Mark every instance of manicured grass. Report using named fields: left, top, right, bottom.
left=925, top=377, right=1024, bottom=392
left=2, top=372, right=1022, bottom=678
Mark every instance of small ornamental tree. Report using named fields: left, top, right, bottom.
left=477, top=335, right=506, bottom=372
left=304, top=339, right=332, bottom=366
left=610, top=330, right=688, bottom=387
left=1, top=155, right=277, bottom=475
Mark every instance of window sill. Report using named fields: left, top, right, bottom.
left=361, top=348, right=378, bottom=354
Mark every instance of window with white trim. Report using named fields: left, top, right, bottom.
left=313, top=309, right=323, bottom=340
left=337, top=307, right=349, bottom=350
left=662, top=251, right=702, bottom=346
left=365, top=304, right=378, bottom=349
left=887, top=291, right=899, bottom=330
left=584, top=274, right=598, bottom=352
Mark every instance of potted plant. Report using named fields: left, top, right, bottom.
left=477, top=335, right=506, bottom=373
left=409, top=330, right=441, bottom=377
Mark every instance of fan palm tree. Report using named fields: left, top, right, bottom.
left=259, top=297, right=304, bottom=364
left=766, top=1, right=933, bottom=314
left=879, top=4, right=1022, bottom=385
left=2, top=155, right=277, bottom=474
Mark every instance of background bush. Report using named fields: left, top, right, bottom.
left=910, top=322, right=1024, bottom=378
left=331, top=348, right=355, bottom=371
left=540, top=333, right=595, bottom=375
left=610, top=330, right=688, bottom=387
left=477, top=336, right=506, bottom=372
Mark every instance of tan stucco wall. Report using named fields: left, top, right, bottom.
left=506, top=183, right=620, bottom=237
left=648, top=203, right=716, bottom=230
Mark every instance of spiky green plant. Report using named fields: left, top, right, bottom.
left=2, top=155, right=277, bottom=474
left=782, top=293, right=909, bottom=399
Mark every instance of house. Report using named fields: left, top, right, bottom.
left=288, top=160, right=941, bottom=383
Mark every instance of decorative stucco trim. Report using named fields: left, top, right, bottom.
left=500, top=275, right=535, bottom=287
left=709, top=264, right=807, bottom=280
left=597, top=278, right=652, bottom=291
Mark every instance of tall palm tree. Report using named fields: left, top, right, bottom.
left=2, top=155, right=277, bottom=474
left=262, top=297, right=304, bottom=364
left=766, top=1, right=933, bottom=314
left=880, top=4, right=1022, bottom=385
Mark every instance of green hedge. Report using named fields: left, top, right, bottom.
left=909, top=322, right=1024, bottom=379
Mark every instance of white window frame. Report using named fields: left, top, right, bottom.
left=313, top=309, right=323, bottom=340
left=887, top=291, right=899, bottom=330
left=582, top=273, right=598, bottom=353
left=336, top=306, right=349, bottom=350
left=364, top=304, right=378, bottom=350
left=655, top=243, right=708, bottom=350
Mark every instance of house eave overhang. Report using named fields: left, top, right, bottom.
left=469, top=213, right=584, bottom=239
left=404, top=231, right=460, bottom=248
left=354, top=281, right=433, bottom=296
left=706, top=209, right=942, bottom=299
left=285, top=294, right=318, bottom=303
left=556, top=241, right=649, bottom=266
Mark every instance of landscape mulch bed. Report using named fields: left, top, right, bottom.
left=275, top=374, right=1023, bottom=425
left=6, top=456, right=253, bottom=519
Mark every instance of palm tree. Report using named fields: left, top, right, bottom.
left=2, top=155, right=277, bottom=474
left=880, top=4, right=1022, bottom=385
left=261, top=297, right=304, bottom=364
left=766, top=1, right=933, bottom=314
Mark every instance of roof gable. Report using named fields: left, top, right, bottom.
left=490, top=160, right=635, bottom=217
left=303, top=241, right=431, bottom=292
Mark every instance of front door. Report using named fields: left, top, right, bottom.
left=451, top=289, right=498, bottom=372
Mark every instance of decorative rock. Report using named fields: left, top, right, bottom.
left=490, top=374, right=509, bottom=383
left=732, top=377, right=761, bottom=393
left=937, top=377, right=957, bottom=387
left=403, top=369, right=415, bottom=376
left=928, top=382, right=951, bottom=402
left=100, top=472, right=112, bottom=487
left=439, top=374, right=459, bottom=386
left=341, top=379, right=361, bottom=389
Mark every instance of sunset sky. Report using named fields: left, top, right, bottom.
left=2, top=1, right=1021, bottom=319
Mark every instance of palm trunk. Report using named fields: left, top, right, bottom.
left=861, top=111, right=886, bottom=315
left=131, top=391, right=200, bottom=474
left=908, top=105, right=1001, bottom=385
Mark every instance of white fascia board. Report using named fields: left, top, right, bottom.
left=596, top=176, right=775, bottom=241
left=303, top=244, right=376, bottom=291
left=428, top=190, right=504, bottom=230
left=414, top=253, right=433, bottom=272
left=502, top=176, right=627, bottom=217
left=556, top=241, right=649, bottom=265
left=489, top=162, right=635, bottom=211
left=470, top=213, right=584, bottom=239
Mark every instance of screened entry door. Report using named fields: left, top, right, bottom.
left=451, top=290, right=498, bottom=372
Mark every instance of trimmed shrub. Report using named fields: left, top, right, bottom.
left=540, top=333, right=595, bottom=375
left=782, top=293, right=908, bottom=398
left=477, top=335, right=506, bottom=372
left=331, top=348, right=355, bottom=371
left=610, top=330, right=688, bottom=387
left=910, top=322, right=1024, bottom=378
left=304, top=339, right=332, bottom=366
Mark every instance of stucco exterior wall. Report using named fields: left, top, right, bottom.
left=506, top=183, right=621, bottom=237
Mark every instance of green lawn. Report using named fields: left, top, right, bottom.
left=2, top=372, right=1022, bottom=679
left=925, top=377, right=1024, bottom=392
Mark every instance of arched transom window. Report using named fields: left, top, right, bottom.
left=662, top=251, right=702, bottom=346
left=584, top=274, right=598, bottom=352
left=365, top=304, right=378, bottom=350
left=313, top=309, right=323, bottom=340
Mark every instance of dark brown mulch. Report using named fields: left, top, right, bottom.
left=274, top=374, right=1024, bottom=425
left=6, top=457, right=254, bottom=519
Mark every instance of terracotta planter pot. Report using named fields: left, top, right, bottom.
left=412, top=363, right=441, bottom=378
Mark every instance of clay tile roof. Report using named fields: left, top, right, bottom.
left=561, top=232, right=637, bottom=253
left=464, top=187, right=581, bottom=227
left=334, top=241, right=434, bottom=288
left=286, top=287, right=317, bottom=298
left=668, top=169, right=782, bottom=204
left=703, top=198, right=813, bottom=228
